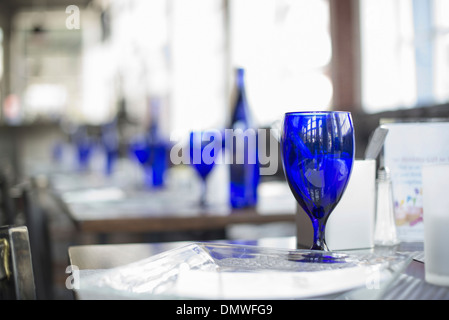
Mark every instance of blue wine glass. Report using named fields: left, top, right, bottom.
left=73, top=125, right=93, bottom=172
left=189, top=130, right=221, bottom=207
left=281, top=111, right=355, bottom=251
left=101, top=121, right=119, bottom=176
left=129, top=135, right=152, bottom=188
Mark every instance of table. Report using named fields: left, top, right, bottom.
left=67, top=237, right=449, bottom=300
left=50, top=172, right=297, bottom=235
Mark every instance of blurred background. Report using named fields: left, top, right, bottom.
left=0, top=0, right=449, bottom=177
left=1, top=0, right=449, bottom=299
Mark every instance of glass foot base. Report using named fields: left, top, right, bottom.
left=288, top=251, right=349, bottom=264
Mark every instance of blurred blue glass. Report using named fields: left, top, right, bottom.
left=129, top=135, right=152, bottom=188
left=229, top=133, right=259, bottom=209
left=147, top=97, right=168, bottom=188
left=129, top=133, right=168, bottom=189
left=281, top=112, right=355, bottom=251
left=150, top=141, right=167, bottom=187
left=189, top=130, right=221, bottom=206
left=73, top=126, right=93, bottom=172
left=52, top=140, right=63, bottom=163
left=101, top=121, right=119, bottom=176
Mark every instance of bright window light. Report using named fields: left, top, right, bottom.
left=170, top=0, right=226, bottom=136
left=360, top=0, right=416, bottom=113
left=230, top=0, right=332, bottom=126
left=360, top=0, right=449, bottom=112
left=24, top=84, right=67, bottom=117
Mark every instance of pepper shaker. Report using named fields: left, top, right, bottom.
left=373, top=165, right=399, bottom=246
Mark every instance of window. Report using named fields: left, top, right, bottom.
left=109, top=0, right=170, bottom=127
left=230, top=0, right=332, bottom=126
left=9, top=9, right=82, bottom=123
left=8, top=1, right=333, bottom=130
left=360, top=0, right=449, bottom=113
left=170, top=0, right=227, bottom=136
left=108, top=0, right=332, bottom=135
left=433, top=0, right=449, bottom=104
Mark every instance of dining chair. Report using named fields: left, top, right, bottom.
left=0, top=225, right=36, bottom=300
left=12, top=180, right=53, bottom=300
left=0, top=169, right=15, bottom=226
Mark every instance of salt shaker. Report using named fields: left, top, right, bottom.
left=374, top=166, right=399, bottom=246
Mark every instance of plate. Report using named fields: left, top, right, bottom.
left=78, top=243, right=412, bottom=299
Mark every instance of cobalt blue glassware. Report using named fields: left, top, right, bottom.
left=146, top=98, right=168, bottom=188
left=52, top=141, right=63, bottom=163
left=129, top=132, right=168, bottom=188
left=129, top=135, right=152, bottom=188
left=189, top=131, right=220, bottom=206
left=229, top=68, right=260, bottom=209
left=101, top=121, right=119, bottom=176
left=73, top=126, right=92, bottom=172
left=281, top=112, right=355, bottom=251
left=129, top=137, right=168, bottom=188
left=150, top=141, right=167, bottom=187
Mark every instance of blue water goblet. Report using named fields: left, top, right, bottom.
left=129, top=135, right=152, bottom=188
left=189, top=130, right=221, bottom=207
left=281, top=111, right=355, bottom=251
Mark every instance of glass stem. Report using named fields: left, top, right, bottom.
left=199, top=178, right=207, bottom=207
left=311, top=218, right=329, bottom=251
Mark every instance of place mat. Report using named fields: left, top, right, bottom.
left=77, top=243, right=412, bottom=300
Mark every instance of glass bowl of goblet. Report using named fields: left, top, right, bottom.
left=189, top=130, right=222, bottom=207
left=281, top=111, right=355, bottom=251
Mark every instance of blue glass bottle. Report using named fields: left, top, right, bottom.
left=229, top=68, right=260, bottom=208
left=147, top=97, right=167, bottom=188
